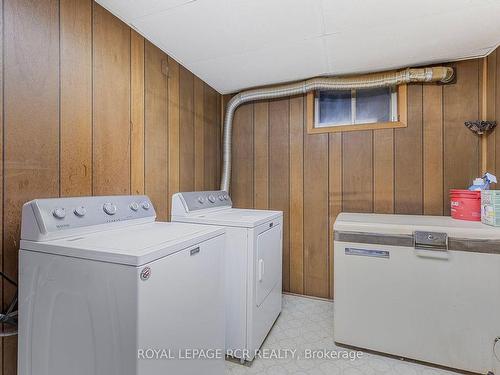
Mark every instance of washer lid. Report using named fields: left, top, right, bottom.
left=174, top=208, right=282, bottom=228
left=334, top=213, right=500, bottom=240
left=20, top=222, right=225, bottom=266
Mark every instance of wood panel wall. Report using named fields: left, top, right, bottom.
left=485, top=47, right=500, bottom=180
left=1, top=1, right=498, bottom=370
left=230, top=59, right=487, bottom=299
left=0, top=0, right=221, bottom=372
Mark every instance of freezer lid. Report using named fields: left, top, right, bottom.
left=173, top=208, right=282, bottom=228
left=20, top=222, right=225, bottom=266
left=334, top=213, right=500, bottom=240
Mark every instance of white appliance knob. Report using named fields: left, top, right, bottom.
left=74, top=206, right=86, bottom=217
left=130, top=202, right=140, bottom=211
left=197, top=196, right=205, bottom=204
left=208, top=195, right=216, bottom=203
left=52, top=208, right=66, bottom=219
left=142, top=201, right=151, bottom=210
left=224, top=194, right=229, bottom=200
left=218, top=195, right=224, bottom=201
left=103, top=202, right=117, bottom=215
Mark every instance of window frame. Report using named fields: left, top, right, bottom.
left=306, top=84, right=407, bottom=134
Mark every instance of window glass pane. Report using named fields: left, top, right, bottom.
left=318, top=90, right=352, bottom=126
left=355, top=87, right=391, bottom=124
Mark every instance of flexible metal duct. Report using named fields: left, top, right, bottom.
left=220, top=66, right=454, bottom=192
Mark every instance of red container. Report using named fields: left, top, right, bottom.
left=449, top=189, right=481, bottom=221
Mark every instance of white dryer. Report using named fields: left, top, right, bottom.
left=19, top=195, right=225, bottom=375
left=171, top=190, right=283, bottom=362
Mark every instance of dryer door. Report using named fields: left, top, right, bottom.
left=255, top=220, right=282, bottom=307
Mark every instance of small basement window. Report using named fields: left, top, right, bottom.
left=307, top=85, right=407, bottom=134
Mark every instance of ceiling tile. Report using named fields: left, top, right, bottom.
left=325, top=6, right=500, bottom=74
left=131, top=0, right=235, bottom=63
left=228, top=0, right=324, bottom=54
left=132, top=0, right=324, bottom=64
left=320, top=0, right=491, bottom=35
left=97, top=0, right=195, bottom=21
left=189, top=37, right=328, bottom=93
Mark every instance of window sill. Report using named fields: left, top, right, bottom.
left=307, top=120, right=407, bottom=134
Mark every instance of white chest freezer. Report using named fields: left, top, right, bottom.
left=334, top=213, right=500, bottom=374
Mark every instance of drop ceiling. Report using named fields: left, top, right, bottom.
left=96, top=0, right=500, bottom=94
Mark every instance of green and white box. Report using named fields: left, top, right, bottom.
left=481, top=190, right=500, bottom=226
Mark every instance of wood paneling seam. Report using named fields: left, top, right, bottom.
left=58, top=0, right=61, bottom=198
left=421, top=87, right=424, bottom=213
left=1, top=0, right=4, bottom=368
left=129, top=29, right=132, bottom=194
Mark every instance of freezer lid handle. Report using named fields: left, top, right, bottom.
left=414, top=231, right=448, bottom=251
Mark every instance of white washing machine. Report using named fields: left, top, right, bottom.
left=171, top=191, right=282, bottom=362
left=334, top=213, right=500, bottom=374
left=19, top=195, right=225, bottom=375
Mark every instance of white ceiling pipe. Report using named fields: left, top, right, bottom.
left=220, top=66, right=454, bottom=192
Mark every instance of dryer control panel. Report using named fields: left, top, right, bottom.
left=172, top=191, right=232, bottom=214
left=21, top=195, right=156, bottom=242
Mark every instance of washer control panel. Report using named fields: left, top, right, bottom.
left=173, top=191, right=232, bottom=213
left=21, top=195, right=156, bottom=241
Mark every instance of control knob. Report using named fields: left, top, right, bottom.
left=74, top=206, right=86, bottom=217
left=197, top=196, right=205, bottom=204
left=142, top=201, right=151, bottom=210
left=52, top=208, right=66, bottom=219
left=130, top=202, right=140, bottom=211
left=208, top=195, right=216, bottom=203
left=103, top=202, right=117, bottom=215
